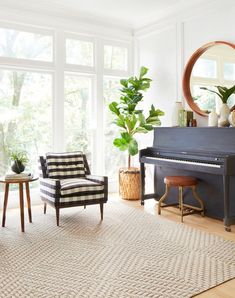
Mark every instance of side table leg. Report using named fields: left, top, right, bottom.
left=2, top=183, right=9, bottom=227
left=25, top=182, right=32, bottom=223
left=19, top=182, right=25, bottom=232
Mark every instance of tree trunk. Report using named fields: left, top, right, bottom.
left=128, top=154, right=131, bottom=169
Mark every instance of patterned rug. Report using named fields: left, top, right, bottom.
left=0, top=200, right=235, bottom=298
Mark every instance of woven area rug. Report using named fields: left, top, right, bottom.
left=0, top=200, right=235, bottom=298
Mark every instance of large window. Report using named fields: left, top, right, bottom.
left=0, top=24, right=132, bottom=194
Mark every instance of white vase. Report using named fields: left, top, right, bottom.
left=228, top=110, right=235, bottom=127
left=218, top=103, right=230, bottom=127
left=208, top=109, right=218, bottom=127
left=172, top=101, right=183, bottom=126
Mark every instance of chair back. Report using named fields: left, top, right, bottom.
left=39, top=152, right=91, bottom=179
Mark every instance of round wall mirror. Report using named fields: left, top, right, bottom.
left=182, top=41, right=235, bottom=117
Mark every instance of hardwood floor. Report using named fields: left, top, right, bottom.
left=116, top=195, right=235, bottom=298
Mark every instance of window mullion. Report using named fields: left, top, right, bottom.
left=53, top=30, right=65, bottom=151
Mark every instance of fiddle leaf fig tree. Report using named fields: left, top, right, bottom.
left=109, top=66, right=164, bottom=168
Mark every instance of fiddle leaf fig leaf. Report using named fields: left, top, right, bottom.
left=128, top=138, right=138, bottom=156
left=140, top=66, right=148, bottom=78
left=109, top=102, right=120, bottom=116
left=120, top=79, right=128, bottom=88
left=134, top=127, right=149, bottom=134
left=115, top=115, right=126, bottom=129
left=113, top=138, right=129, bottom=151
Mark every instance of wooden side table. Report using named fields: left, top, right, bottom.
left=0, top=177, right=38, bottom=232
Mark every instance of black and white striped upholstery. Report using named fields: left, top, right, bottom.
left=39, top=152, right=108, bottom=226
left=46, top=152, right=85, bottom=179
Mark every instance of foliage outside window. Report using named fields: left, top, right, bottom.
left=104, top=45, right=128, bottom=71
left=0, top=70, right=52, bottom=177
left=64, top=75, right=92, bottom=162
left=66, top=39, right=94, bottom=67
left=0, top=28, right=53, bottom=61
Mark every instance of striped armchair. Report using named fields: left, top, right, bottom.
left=39, top=152, right=108, bottom=226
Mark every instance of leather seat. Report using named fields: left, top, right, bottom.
left=164, top=176, right=198, bottom=187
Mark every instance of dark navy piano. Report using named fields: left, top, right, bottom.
left=139, top=127, right=235, bottom=231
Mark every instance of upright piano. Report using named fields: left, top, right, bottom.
left=139, top=127, right=235, bottom=231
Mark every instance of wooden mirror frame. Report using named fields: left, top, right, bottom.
left=182, top=41, right=235, bottom=117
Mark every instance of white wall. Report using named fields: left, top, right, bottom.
left=135, top=0, right=235, bottom=129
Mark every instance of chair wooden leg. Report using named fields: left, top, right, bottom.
left=44, top=203, right=47, bottom=214
left=100, top=203, right=103, bottom=220
left=158, top=184, right=169, bottom=215
left=179, top=186, right=184, bottom=223
left=56, top=207, right=60, bottom=226
left=84, top=205, right=86, bottom=209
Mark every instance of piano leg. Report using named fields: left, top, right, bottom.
left=223, top=175, right=231, bottom=232
left=140, top=162, right=145, bottom=206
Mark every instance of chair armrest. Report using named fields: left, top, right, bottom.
left=39, top=178, right=61, bottom=202
left=86, top=175, right=107, bottom=184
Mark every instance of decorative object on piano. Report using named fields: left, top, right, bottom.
left=228, top=110, right=235, bottom=127
left=109, top=66, right=164, bottom=200
left=200, top=85, right=235, bottom=127
left=208, top=109, right=218, bottom=127
left=182, top=41, right=235, bottom=117
left=10, top=150, right=28, bottom=174
left=178, top=109, right=193, bottom=127
left=218, top=103, right=230, bottom=127
left=171, top=101, right=183, bottom=126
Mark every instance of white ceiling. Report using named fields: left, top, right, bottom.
left=0, top=0, right=214, bottom=30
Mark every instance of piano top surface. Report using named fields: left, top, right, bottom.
left=152, top=127, right=235, bottom=155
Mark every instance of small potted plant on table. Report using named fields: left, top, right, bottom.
left=10, top=150, right=28, bottom=174
left=109, top=66, right=164, bottom=200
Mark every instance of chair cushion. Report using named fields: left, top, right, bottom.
left=60, top=178, right=104, bottom=202
left=46, top=152, right=85, bottom=179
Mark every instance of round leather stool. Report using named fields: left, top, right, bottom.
left=158, top=176, right=204, bottom=222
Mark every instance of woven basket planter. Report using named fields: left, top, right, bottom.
left=119, top=167, right=140, bottom=200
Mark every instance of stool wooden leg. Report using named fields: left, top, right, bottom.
left=158, top=184, right=170, bottom=215
left=192, top=186, right=205, bottom=216
left=179, top=186, right=184, bottom=223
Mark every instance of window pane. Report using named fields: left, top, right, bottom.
left=64, top=75, right=92, bottom=161
left=0, top=69, right=52, bottom=177
left=224, top=62, right=235, bottom=80
left=66, top=39, right=94, bottom=67
left=0, top=28, right=53, bottom=62
left=104, top=45, right=128, bottom=71
left=104, top=77, right=126, bottom=177
left=192, top=58, right=217, bottom=78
